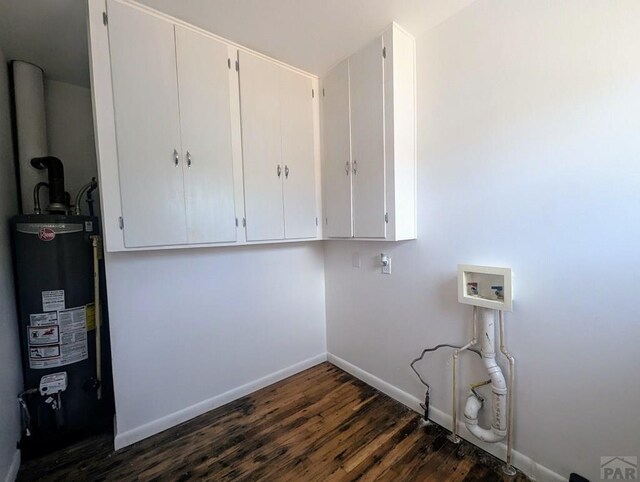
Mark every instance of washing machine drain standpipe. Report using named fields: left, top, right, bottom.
left=450, top=307, right=516, bottom=477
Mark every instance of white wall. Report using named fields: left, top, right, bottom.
left=40, top=65, right=328, bottom=453
left=0, top=49, right=24, bottom=482
left=105, top=242, right=327, bottom=447
left=324, top=1, right=640, bottom=480
left=44, top=80, right=100, bottom=217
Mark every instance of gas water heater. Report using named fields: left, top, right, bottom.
left=11, top=156, right=112, bottom=455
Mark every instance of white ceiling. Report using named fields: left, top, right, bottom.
left=137, top=0, right=477, bottom=76
left=0, top=0, right=476, bottom=87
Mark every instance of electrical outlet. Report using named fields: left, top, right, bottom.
left=352, top=252, right=360, bottom=268
left=381, top=254, right=391, bottom=274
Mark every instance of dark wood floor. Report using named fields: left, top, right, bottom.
left=19, top=363, right=528, bottom=481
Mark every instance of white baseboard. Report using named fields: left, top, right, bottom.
left=327, top=353, right=424, bottom=413
left=327, top=353, right=566, bottom=482
left=114, top=353, right=327, bottom=450
left=3, top=450, right=20, bottom=482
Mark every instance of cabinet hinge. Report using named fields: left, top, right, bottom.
left=102, top=12, right=108, bottom=25
left=312, top=88, right=315, bottom=98
left=228, top=58, right=231, bottom=70
left=315, top=217, right=318, bottom=226
left=235, top=217, right=238, bottom=227
left=118, top=216, right=124, bottom=229
left=384, top=212, right=389, bottom=223
left=325, top=217, right=328, bottom=225
left=382, top=46, right=386, bottom=59
left=242, top=217, right=246, bottom=227
left=235, top=60, right=239, bottom=72
left=322, top=88, right=325, bottom=97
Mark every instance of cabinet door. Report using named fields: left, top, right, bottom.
left=322, top=60, right=353, bottom=238
left=238, top=51, right=284, bottom=241
left=280, top=69, right=317, bottom=239
left=350, top=37, right=386, bottom=238
left=175, top=26, right=236, bottom=244
left=108, top=0, right=187, bottom=247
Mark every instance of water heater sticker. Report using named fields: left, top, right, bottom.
left=42, top=290, right=65, bottom=312
left=29, top=345, right=61, bottom=369
left=86, top=303, right=96, bottom=331
left=30, top=312, right=58, bottom=326
left=57, top=306, right=88, bottom=366
left=29, top=307, right=88, bottom=369
left=28, top=325, right=60, bottom=346
left=85, top=221, right=93, bottom=232
left=58, top=307, right=86, bottom=331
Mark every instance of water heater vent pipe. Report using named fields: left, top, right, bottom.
left=30, top=156, right=67, bottom=213
left=12, top=61, right=48, bottom=213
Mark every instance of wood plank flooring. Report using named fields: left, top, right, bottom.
left=18, top=362, right=529, bottom=481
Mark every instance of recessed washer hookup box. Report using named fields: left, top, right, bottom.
left=458, top=264, right=513, bottom=312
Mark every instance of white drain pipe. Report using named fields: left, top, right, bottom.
left=463, top=307, right=507, bottom=443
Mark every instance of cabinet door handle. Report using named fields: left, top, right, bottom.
left=353, top=159, right=358, bottom=175
left=187, top=151, right=192, bottom=167
left=173, top=149, right=179, bottom=167
left=285, top=165, right=289, bottom=179
left=277, top=165, right=282, bottom=178
left=345, top=161, right=350, bottom=175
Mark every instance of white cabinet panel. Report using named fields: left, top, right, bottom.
left=321, top=25, right=416, bottom=242
left=92, top=1, right=321, bottom=251
left=108, top=0, right=187, bottom=247
left=322, top=60, right=352, bottom=238
left=384, top=26, right=417, bottom=241
left=349, top=37, right=386, bottom=239
left=280, top=68, right=317, bottom=239
left=175, top=26, right=236, bottom=244
left=238, top=51, right=285, bottom=241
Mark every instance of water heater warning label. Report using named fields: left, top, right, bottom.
left=29, top=345, right=61, bottom=362
left=30, top=312, right=57, bottom=326
left=42, top=290, right=65, bottom=312
left=28, top=306, right=88, bottom=369
left=28, top=325, right=60, bottom=345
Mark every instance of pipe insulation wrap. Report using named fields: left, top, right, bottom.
left=463, top=307, right=507, bottom=443
left=12, top=61, right=48, bottom=213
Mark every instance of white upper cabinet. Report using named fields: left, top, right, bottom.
left=350, top=36, right=386, bottom=239
left=383, top=25, right=417, bottom=241
left=322, top=60, right=352, bottom=238
left=322, top=24, right=417, bottom=241
left=239, top=51, right=318, bottom=242
left=280, top=68, right=317, bottom=239
left=175, top=26, right=237, bottom=244
left=238, top=51, right=285, bottom=242
left=91, top=0, right=321, bottom=251
left=108, top=0, right=187, bottom=247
